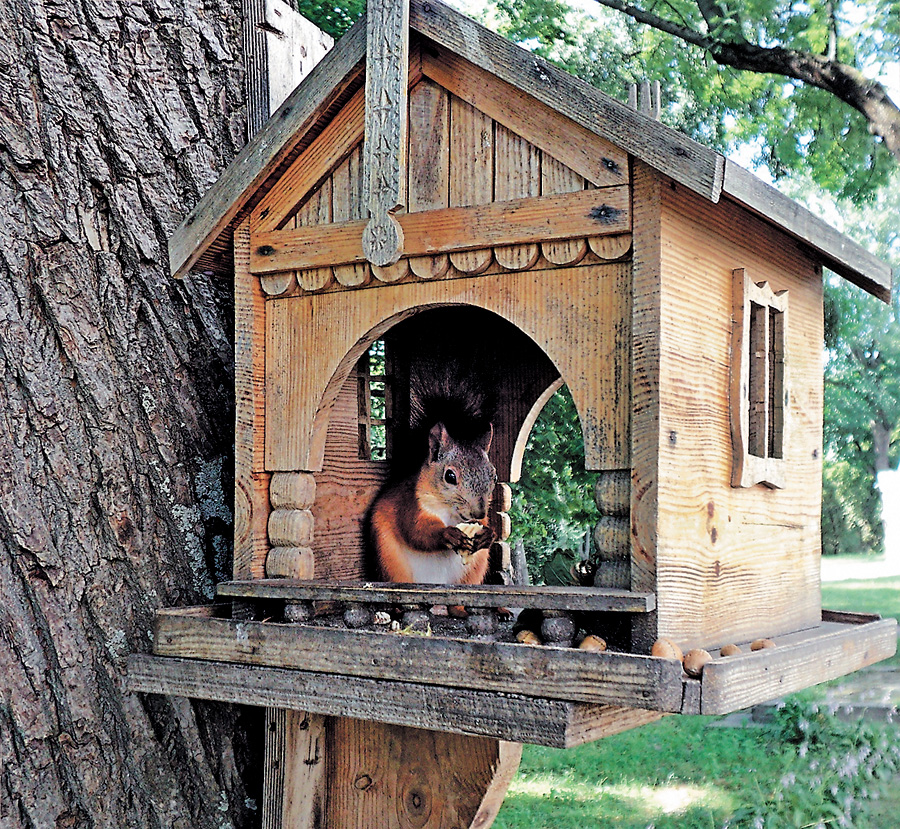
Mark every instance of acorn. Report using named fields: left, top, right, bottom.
left=578, top=634, right=607, bottom=652
left=720, top=643, right=742, bottom=657
left=651, top=637, right=683, bottom=662
left=683, top=648, right=712, bottom=678
left=751, top=638, right=776, bottom=651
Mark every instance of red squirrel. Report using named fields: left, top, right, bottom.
left=367, top=343, right=498, bottom=585
left=369, top=420, right=497, bottom=584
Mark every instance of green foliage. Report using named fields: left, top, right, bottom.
left=822, top=456, right=883, bottom=555
left=495, top=701, right=900, bottom=828
left=483, top=0, right=897, bottom=203
left=295, top=0, right=364, bottom=37
left=508, top=387, right=599, bottom=583
left=729, top=699, right=900, bottom=828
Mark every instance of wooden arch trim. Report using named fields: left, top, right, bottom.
left=265, top=263, right=631, bottom=475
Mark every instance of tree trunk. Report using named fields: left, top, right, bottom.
left=0, top=0, right=261, bottom=826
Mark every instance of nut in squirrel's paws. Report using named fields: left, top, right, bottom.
left=454, top=522, right=483, bottom=562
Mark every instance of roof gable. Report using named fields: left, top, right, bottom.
left=168, top=0, right=891, bottom=301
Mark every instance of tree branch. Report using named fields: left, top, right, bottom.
left=591, top=0, right=900, bottom=161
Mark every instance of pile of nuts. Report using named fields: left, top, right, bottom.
left=651, top=636, right=777, bottom=677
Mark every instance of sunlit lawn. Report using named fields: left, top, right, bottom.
left=494, top=575, right=900, bottom=828
left=495, top=717, right=769, bottom=828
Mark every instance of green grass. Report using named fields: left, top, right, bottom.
left=493, top=575, right=900, bottom=829
left=495, top=718, right=776, bottom=828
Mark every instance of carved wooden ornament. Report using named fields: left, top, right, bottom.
left=362, top=0, right=410, bottom=266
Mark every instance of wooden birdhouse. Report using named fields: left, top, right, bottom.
left=129, top=0, right=897, bottom=825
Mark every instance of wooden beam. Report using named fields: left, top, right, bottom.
left=216, top=578, right=655, bottom=613
left=251, top=186, right=631, bottom=273
left=410, top=0, right=724, bottom=202
left=722, top=160, right=892, bottom=302
left=153, top=607, right=686, bottom=711
left=168, top=15, right=366, bottom=279
left=127, top=654, right=663, bottom=748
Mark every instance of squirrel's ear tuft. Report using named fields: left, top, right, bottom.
left=476, top=423, right=493, bottom=453
left=428, top=422, right=451, bottom=460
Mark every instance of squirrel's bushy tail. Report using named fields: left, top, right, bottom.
left=409, top=354, right=495, bottom=444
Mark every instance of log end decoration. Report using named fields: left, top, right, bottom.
left=363, top=210, right=405, bottom=266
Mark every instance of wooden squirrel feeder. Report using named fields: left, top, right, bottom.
left=128, top=0, right=897, bottom=825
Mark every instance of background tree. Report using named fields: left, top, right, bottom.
left=488, top=0, right=897, bottom=201
left=819, top=174, right=900, bottom=553
left=0, top=0, right=260, bottom=826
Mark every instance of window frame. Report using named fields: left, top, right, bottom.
left=730, top=268, right=789, bottom=489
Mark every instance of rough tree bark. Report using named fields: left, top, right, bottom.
left=0, top=0, right=262, bottom=826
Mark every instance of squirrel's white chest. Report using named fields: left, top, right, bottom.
left=403, top=548, right=466, bottom=584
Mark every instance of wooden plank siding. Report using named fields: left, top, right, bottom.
left=653, top=176, right=825, bottom=651
left=169, top=16, right=366, bottom=279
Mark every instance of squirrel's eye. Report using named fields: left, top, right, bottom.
left=444, top=468, right=458, bottom=486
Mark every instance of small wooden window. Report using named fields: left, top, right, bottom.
left=731, top=269, right=788, bottom=488
left=357, top=339, right=392, bottom=461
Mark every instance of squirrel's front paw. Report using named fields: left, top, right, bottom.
left=441, top=526, right=467, bottom=550
left=472, top=525, right=495, bottom=551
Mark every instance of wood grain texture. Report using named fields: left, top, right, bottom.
left=217, top=579, right=655, bottom=612
left=362, top=0, right=410, bottom=267
left=312, top=365, right=387, bottom=580
left=264, top=547, right=315, bottom=579
left=252, top=88, right=366, bottom=233
left=169, top=16, right=366, bottom=278
left=629, top=163, right=663, bottom=653
left=332, top=145, right=370, bottom=287
left=270, top=472, right=316, bottom=509
left=421, top=46, right=628, bottom=190
left=542, top=157, right=588, bottom=266
left=264, top=264, right=631, bottom=474
left=408, top=78, right=450, bottom=212
left=325, top=719, right=518, bottom=829
left=722, top=160, right=890, bottom=302
left=263, top=0, right=333, bottom=116
left=262, top=709, right=326, bottom=829
left=449, top=94, right=494, bottom=275
left=234, top=219, right=270, bottom=579
left=411, top=0, right=722, bottom=201
left=730, top=269, right=789, bottom=488
left=153, top=608, right=686, bottom=710
left=127, top=654, right=660, bottom=748
left=250, top=186, right=631, bottom=273
left=294, top=178, right=334, bottom=291
left=654, top=178, right=825, bottom=650
left=493, top=124, right=540, bottom=270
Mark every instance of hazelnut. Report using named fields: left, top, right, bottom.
left=720, top=643, right=742, bottom=657
left=515, top=629, right=542, bottom=645
left=751, top=638, right=776, bottom=651
left=683, top=648, right=712, bottom=678
left=651, top=638, right=684, bottom=661
left=578, top=634, right=607, bottom=652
